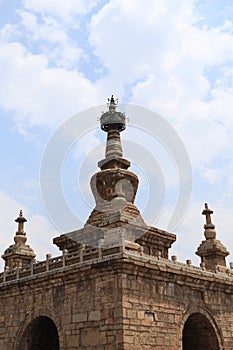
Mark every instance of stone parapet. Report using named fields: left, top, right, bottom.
left=1, top=245, right=233, bottom=288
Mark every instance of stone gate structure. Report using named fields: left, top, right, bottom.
left=0, top=96, right=233, bottom=349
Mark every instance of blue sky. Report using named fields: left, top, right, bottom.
left=0, top=0, right=233, bottom=268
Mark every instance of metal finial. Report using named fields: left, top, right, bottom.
left=107, top=95, right=118, bottom=109
left=101, top=95, right=125, bottom=133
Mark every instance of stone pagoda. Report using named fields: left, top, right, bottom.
left=0, top=96, right=233, bottom=350
left=54, top=95, right=176, bottom=257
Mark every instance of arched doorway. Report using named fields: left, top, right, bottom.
left=182, top=312, right=219, bottom=350
left=17, top=316, right=59, bottom=350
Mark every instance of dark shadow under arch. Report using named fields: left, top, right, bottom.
left=182, top=312, right=219, bottom=350
left=17, top=316, right=59, bottom=350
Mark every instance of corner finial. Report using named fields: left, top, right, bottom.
left=202, top=203, right=213, bottom=225
left=202, top=203, right=216, bottom=239
left=2, top=210, right=36, bottom=269
left=15, top=210, right=27, bottom=236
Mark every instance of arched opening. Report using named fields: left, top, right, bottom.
left=17, top=316, right=59, bottom=350
left=182, top=312, right=219, bottom=350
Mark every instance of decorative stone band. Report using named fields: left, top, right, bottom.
left=105, top=129, right=123, bottom=158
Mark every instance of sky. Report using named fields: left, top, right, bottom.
left=0, top=0, right=233, bottom=269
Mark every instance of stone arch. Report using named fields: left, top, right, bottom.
left=183, top=312, right=219, bottom=350
left=14, top=308, right=65, bottom=350
left=178, top=306, right=224, bottom=350
left=16, top=316, right=59, bottom=350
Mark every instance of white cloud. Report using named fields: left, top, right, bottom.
left=90, top=1, right=232, bottom=190
left=89, top=1, right=200, bottom=80
left=89, top=1, right=233, bottom=119
left=0, top=40, right=102, bottom=129
left=202, top=168, right=222, bottom=184
left=23, top=0, right=96, bottom=24
left=88, top=0, right=233, bottom=202
left=17, top=10, right=84, bottom=68
left=1, top=0, right=96, bottom=70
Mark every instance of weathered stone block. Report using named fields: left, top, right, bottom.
left=80, top=327, right=100, bottom=346
left=88, top=310, right=101, bottom=321
left=72, top=312, right=87, bottom=323
left=66, top=335, right=78, bottom=347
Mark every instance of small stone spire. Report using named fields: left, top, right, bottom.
left=202, top=203, right=213, bottom=225
left=196, top=203, right=229, bottom=271
left=14, top=210, right=27, bottom=245
left=202, top=203, right=216, bottom=239
left=2, top=210, right=36, bottom=270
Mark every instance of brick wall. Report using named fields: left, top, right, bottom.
left=0, top=252, right=233, bottom=349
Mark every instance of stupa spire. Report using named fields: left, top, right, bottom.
left=85, top=96, right=144, bottom=228
left=100, top=95, right=125, bottom=160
